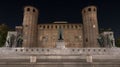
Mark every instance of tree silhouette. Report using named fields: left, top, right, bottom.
left=116, top=37, right=120, bottom=47
left=0, top=24, right=9, bottom=47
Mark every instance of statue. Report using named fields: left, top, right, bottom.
left=58, top=28, right=64, bottom=40
left=6, top=34, right=15, bottom=47
left=106, top=34, right=113, bottom=47
left=16, top=34, right=23, bottom=47
left=56, top=28, right=65, bottom=48
left=97, top=35, right=104, bottom=47
left=98, top=33, right=114, bottom=48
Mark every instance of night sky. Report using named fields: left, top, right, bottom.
left=0, top=0, right=120, bottom=39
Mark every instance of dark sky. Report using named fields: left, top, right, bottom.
left=0, top=0, right=120, bottom=38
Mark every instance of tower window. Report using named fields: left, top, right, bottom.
left=88, top=8, right=91, bottom=11
left=27, top=8, right=30, bottom=11
left=90, top=18, right=92, bottom=22
left=71, top=25, right=73, bottom=28
left=59, top=25, right=61, bottom=29
left=94, top=8, right=96, bottom=11
left=86, top=38, right=88, bottom=42
left=51, top=25, right=53, bottom=29
left=63, top=25, right=65, bottom=28
left=24, top=25, right=28, bottom=27
left=67, top=25, right=69, bottom=29
left=84, top=10, right=86, bottom=13
left=55, top=25, right=57, bottom=29
left=47, top=25, right=49, bottom=29
left=75, top=25, right=78, bottom=29
left=43, top=25, right=45, bottom=29
left=79, top=25, right=81, bottom=27
left=33, top=9, right=35, bottom=12
left=39, top=25, right=42, bottom=27
left=110, top=33, right=112, bottom=35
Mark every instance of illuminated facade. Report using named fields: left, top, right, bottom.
left=15, top=5, right=99, bottom=48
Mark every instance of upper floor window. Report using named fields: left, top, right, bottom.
left=67, top=25, right=69, bottom=29
left=94, top=8, right=96, bottom=11
left=88, top=8, right=91, bottom=11
left=43, top=25, right=45, bottom=29
left=27, top=8, right=30, bottom=11
left=33, top=9, right=36, bottom=12
left=75, top=25, right=78, bottom=29
left=51, top=25, right=53, bottom=29
left=84, top=10, right=86, bottom=13
left=47, top=25, right=49, bottom=29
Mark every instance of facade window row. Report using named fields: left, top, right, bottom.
left=27, top=8, right=36, bottom=12
left=39, top=25, right=82, bottom=29
left=84, top=8, right=96, bottom=13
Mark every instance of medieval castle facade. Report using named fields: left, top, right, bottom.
left=15, top=5, right=99, bottom=48
left=1, top=5, right=118, bottom=67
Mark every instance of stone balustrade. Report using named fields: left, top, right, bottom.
left=0, top=47, right=119, bottom=56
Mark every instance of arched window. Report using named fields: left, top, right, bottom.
left=84, top=10, right=86, bottom=13
left=67, top=25, right=69, bottom=29
left=33, top=9, right=35, bottom=12
left=59, top=25, right=61, bottom=29
left=27, top=8, right=30, bottom=11
left=51, top=25, right=53, bottom=29
left=88, top=8, right=91, bottom=11
left=55, top=25, right=57, bottom=29
left=79, top=25, right=81, bottom=27
left=63, top=25, right=65, bottom=28
left=94, top=8, right=96, bottom=11
left=75, top=25, right=78, bottom=29
left=71, top=25, right=73, bottom=28
left=43, top=25, right=45, bottom=29
left=47, top=25, right=49, bottom=29
left=86, top=38, right=88, bottom=42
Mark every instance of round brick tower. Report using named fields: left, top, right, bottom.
left=82, top=6, right=99, bottom=47
left=22, top=6, right=38, bottom=47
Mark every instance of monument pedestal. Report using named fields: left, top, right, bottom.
left=56, top=40, right=66, bottom=49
